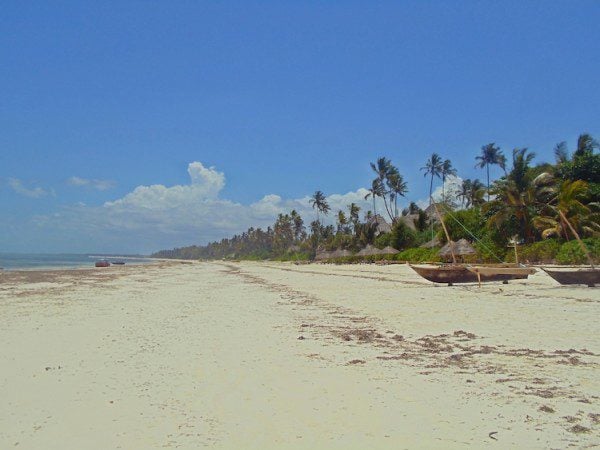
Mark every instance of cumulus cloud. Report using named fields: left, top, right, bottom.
left=30, top=161, right=395, bottom=253
left=416, top=175, right=464, bottom=209
left=67, top=176, right=115, bottom=191
left=8, top=178, right=49, bottom=198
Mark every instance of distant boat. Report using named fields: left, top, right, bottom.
left=95, top=260, right=110, bottom=267
left=542, top=267, right=599, bottom=287
left=112, top=260, right=126, bottom=265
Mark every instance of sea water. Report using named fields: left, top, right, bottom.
left=0, top=253, right=151, bottom=270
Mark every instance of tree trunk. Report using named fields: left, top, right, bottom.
left=486, top=164, right=490, bottom=201
left=442, top=176, right=446, bottom=202
left=429, top=173, right=434, bottom=241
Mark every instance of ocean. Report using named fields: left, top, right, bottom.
left=0, top=253, right=152, bottom=271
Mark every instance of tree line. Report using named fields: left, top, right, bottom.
left=152, top=133, right=599, bottom=262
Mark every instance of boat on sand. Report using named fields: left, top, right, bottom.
left=540, top=211, right=598, bottom=287
left=95, top=260, right=110, bottom=267
left=409, top=202, right=535, bottom=286
left=542, top=267, right=599, bottom=287
left=409, top=263, right=534, bottom=286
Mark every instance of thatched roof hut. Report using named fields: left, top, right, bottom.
left=328, top=249, right=352, bottom=259
left=367, top=215, right=392, bottom=235
left=398, top=214, right=418, bottom=231
left=314, top=250, right=333, bottom=261
left=438, top=239, right=476, bottom=261
left=357, top=245, right=380, bottom=256
left=420, top=236, right=441, bottom=248
left=315, top=249, right=351, bottom=261
left=356, top=245, right=398, bottom=256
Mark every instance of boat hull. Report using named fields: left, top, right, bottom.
left=409, top=264, right=531, bottom=285
left=542, top=268, right=599, bottom=287
left=467, top=266, right=536, bottom=277
left=95, top=261, right=111, bottom=268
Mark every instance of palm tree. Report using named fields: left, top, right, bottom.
left=509, top=148, right=536, bottom=192
left=310, top=190, right=330, bottom=225
left=534, top=179, right=597, bottom=239
left=421, top=153, right=443, bottom=241
left=440, top=159, right=457, bottom=202
left=386, top=166, right=408, bottom=220
left=347, top=202, right=361, bottom=233
left=458, top=179, right=472, bottom=208
left=574, top=133, right=599, bottom=157
left=469, top=179, right=486, bottom=207
left=336, top=210, right=348, bottom=233
left=290, top=210, right=305, bottom=241
left=370, top=157, right=394, bottom=220
left=364, top=179, right=384, bottom=217
left=475, top=143, right=506, bottom=201
left=553, top=141, right=569, bottom=164
left=486, top=152, right=550, bottom=243
left=420, top=153, right=443, bottom=203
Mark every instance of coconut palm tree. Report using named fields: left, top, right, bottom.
left=475, top=143, right=506, bottom=201
left=534, top=179, right=598, bottom=239
left=421, top=153, right=444, bottom=241
left=486, top=152, right=550, bottom=243
left=364, top=179, right=384, bottom=217
left=469, top=179, right=486, bottom=207
left=310, top=190, right=330, bottom=225
left=420, top=153, right=443, bottom=203
left=370, top=157, right=395, bottom=220
left=336, top=210, right=348, bottom=233
left=509, top=148, right=536, bottom=192
left=458, top=179, right=472, bottom=208
left=290, top=210, right=305, bottom=241
left=553, top=141, right=569, bottom=164
left=574, top=133, right=599, bottom=157
left=386, top=166, right=408, bottom=220
left=440, top=159, right=457, bottom=202
left=347, top=202, right=361, bottom=233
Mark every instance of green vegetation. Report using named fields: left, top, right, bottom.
left=152, top=133, right=599, bottom=264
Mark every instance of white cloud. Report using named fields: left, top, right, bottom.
left=416, top=175, right=463, bottom=209
left=67, top=176, right=115, bottom=191
left=28, top=162, right=403, bottom=253
left=8, top=178, right=49, bottom=198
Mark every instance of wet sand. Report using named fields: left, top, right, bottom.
left=0, top=261, right=598, bottom=449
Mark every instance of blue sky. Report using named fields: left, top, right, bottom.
left=2, top=1, right=599, bottom=253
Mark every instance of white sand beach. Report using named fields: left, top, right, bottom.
left=0, top=261, right=598, bottom=449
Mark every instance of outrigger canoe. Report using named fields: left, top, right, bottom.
left=409, top=263, right=535, bottom=286
left=541, top=268, right=599, bottom=287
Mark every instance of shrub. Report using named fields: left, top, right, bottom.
left=474, top=235, right=507, bottom=263
left=396, top=247, right=441, bottom=263
left=504, top=239, right=561, bottom=263
left=556, top=238, right=600, bottom=265
left=441, top=208, right=486, bottom=243
left=274, top=251, right=311, bottom=262
left=374, top=232, right=392, bottom=249
left=389, top=221, right=416, bottom=249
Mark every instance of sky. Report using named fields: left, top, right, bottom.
left=1, top=1, right=599, bottom=254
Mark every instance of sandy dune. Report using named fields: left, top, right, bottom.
left=0, top=261, right=598, bottom=449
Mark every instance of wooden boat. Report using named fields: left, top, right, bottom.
left=410, top=202, right=535, bottom=286
left=538, top=211, right=598, bottom=287
left=542, top=268, right=599, bottom=287
left=112, top=260, right=126, bottom=265
left=409, top=264, right=533, bottom=286
left=95, top=260, right=110, bottom=267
